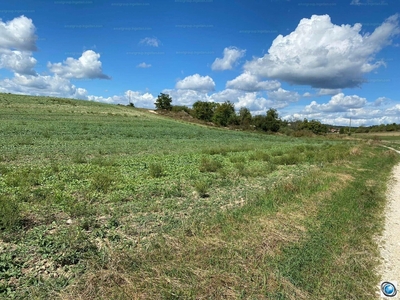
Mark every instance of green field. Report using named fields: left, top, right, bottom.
left=1, top=93, right=399, bottom=299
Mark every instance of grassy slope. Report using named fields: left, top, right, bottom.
left=0, top=93, right=398, bottom=299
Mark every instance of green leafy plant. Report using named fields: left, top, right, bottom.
left=199, top=157, right=222, bottom=172
left=195, top=180, right=209, bottom=198
left=149, top=162, right=164, bottom=178
left=0, top=196, right=20, bottom=231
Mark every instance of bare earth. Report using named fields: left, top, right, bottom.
left=377, top=147, right=400, bottom=297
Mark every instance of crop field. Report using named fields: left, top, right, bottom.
left=354, top=132, right=400, bottom=152
left=0, top=93, right=399, bottom=299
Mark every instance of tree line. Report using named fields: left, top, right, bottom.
left=153, top=93, right=329, bottom=135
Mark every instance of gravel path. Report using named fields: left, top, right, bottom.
left=377, top=146, right=400, bottom=297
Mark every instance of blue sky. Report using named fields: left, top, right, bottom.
left=0, top=0, right=399, bottom=126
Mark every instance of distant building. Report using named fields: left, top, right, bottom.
left=330, top=128, right=339, bottom=133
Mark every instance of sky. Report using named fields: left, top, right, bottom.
left=0, top=0, right=399, bottom=126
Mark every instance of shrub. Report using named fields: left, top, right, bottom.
left=195, top=180, right=209, bottom=198
left=199, top=157, right=222, bottom=172
left=229, top=155, right=246, bottom=163
left=0, top=196, right=20, bottom=231
left=72, top=151, right=87, bottom=164
left=149, top=163, right=164, bottom=178
left=171, top=105, right=191, bottom=113
left=273, top=153, right=301, bottom=165
left=91, top=172, right=114, bottom=192
left=249, top=151, right=270, bottom=161
left=234, top=162, right=251, bottom=177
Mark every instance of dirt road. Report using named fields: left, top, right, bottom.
left=377, top=146, right=400, bottom=297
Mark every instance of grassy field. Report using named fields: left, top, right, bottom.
left=0, top=93, right=399, bottom=299
left=354, top=132, right=400, bottom=151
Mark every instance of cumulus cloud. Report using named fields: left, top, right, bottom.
left=137, top=62, right=151, bottom=68
left=139, top=37, right=160, bottom=47
left=0, top=74, right=88, bottom=99
left=161, top=87, right=292, bottom=114
left=244, top=14, right=400, bottom=88
left=162, top=88, right=212, bottom=106
left=286, top=102, right=400, bottom=126
left=374, top=96, right=390, bottom=106
left=47, top=50, right=110, bottom=79
left=175, top=74, right=216, bottom=92
left=0, top=50, right=37, bottom=75
left=236, top=92, right=274, bottom=113
left=0, top=16, right=38, bottom=75
left=86, top=90, right=152, bottom=106
left=303, top=93, right=367, bottom=113
left=211, top=47, right=246, bottom=71
left=0, top=15, right=37, bottom=51
left=125, top=90, right=156, bottom=107
left=226, top=72, right=281, bottom=91
left=267, top=88, right=300, bottom=103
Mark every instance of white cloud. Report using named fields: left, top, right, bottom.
left=161, top=87, right=290, bottom=115
left=287, top=102, right=400, bottom=126
left=208, top=89, right=243, bottom=104
left=0, top=49, right=37, bottom=75
left=303, top=93, right=367, bottom=113
left=175, top=74, right=216, bottom=92
left=87, top=95, right=122, bottom=104
left=86, top=90, right=156, bottom=106
left=137, top=62, right=151, bottom=68
left=303, top=92, right=312, bottom=97
left=125, top=90, right=156, bottom=107
left=0, top=16, right=38, bottom=75
left=139, top=37, right=160, bottom=47
left=317, top=88, right=342, bottom=96
left=211, top=47, right=246, bottom=71
left=374, top=96, right=390, bottom=106
left=47, top=50, right=110, bottom=79
left=0, top=15, right=37, bottom=51
left=267, top=88, right=300, bottom=103
left=236, top=92, right=274, bottom=114
left=226, top=72, right=281, bottom=91
left=244, top=14, right=400, bottom=88
left=0, top=74, right=88, bottom=99
left=162, top=88, right=211, bottom=106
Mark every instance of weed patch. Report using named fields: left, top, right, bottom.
left=199, top=157, right=222, bottom=172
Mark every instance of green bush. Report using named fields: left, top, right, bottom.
left=229, top=155, right=246, bottom=163
left=149, top=163, right=164, bottom=178
left=199, top=157, right=222, bottom=172
left=195, top=180, right=209, bottom=198
left=72, top=151, right=87, bottom=164
left=0, top=196, right=20, bottom=231
left=249, top=151, right=271, bottom=162
left=273, top=153, right=301, bottom=165
left=171, top=105, right=191, bottom=113
left=91, top=172, right=114, bottom=192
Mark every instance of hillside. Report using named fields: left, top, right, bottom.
left=0, top=93, right=399, bottom=299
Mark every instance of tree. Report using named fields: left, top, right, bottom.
left=238, top=107, right=252, bottom=127
left=298, top=118, right=327, bottom=135
left=253, top=115, right=267, bottom=131
left=192, top=101, right=218, bottom=121
left=213, top=101, right=235, bottom=126
left=154, top=93, right=172, bottom=110
left=265, top=108, right=281, bottom=132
